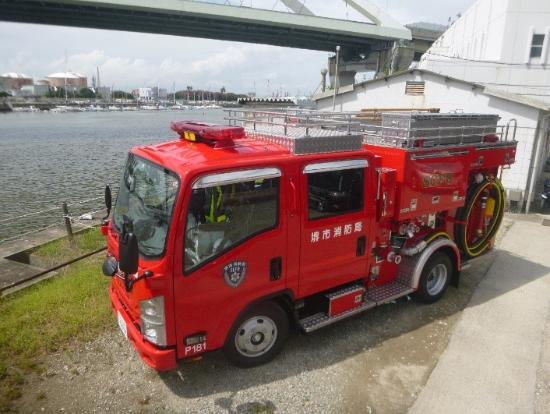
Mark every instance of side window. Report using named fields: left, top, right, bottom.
left=184, top=177, right=279, bottom=272
left=530, top=33, right=545, bottom=59
left=307, top=168, right=364, bottom=220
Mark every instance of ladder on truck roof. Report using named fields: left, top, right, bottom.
left=224, top=109, right=518, bottom=153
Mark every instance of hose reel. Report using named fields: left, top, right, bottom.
left=454, top=177, right=505, bottom=258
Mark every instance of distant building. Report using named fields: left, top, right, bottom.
left=419, top=0, right=550, bottom=105
left=0, top=72, right=33, bottom=92
left=132, top=87, right=154, bottom=102
left=96, top=86, right=112, bottom=100
left=238, top=97, right=297, bottom=108
left=16, top=83, right=50, bottom=97
left=46, top=72, right=87, bottom=90
left=152, top=87, right=168, bottom=100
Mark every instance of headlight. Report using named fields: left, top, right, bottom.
left=140, top=296, right=166, bottom=346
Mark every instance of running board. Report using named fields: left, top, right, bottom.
left=299, top=280, right=414, bottom=333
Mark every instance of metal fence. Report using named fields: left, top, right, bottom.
left=0, top=196, right=106, bottom=245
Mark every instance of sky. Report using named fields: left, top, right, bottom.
left=0, top=0, right=475, bottom=96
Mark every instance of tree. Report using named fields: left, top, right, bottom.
left=186, top=85, right=193, bottom=101
left=77, top=88, right=96, bottom=99
left=46, top=87, right=66, bottom=99
left=112, top=90, right=133, bottom=100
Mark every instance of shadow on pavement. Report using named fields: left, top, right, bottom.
left=158, top=249, right=549, bottom=400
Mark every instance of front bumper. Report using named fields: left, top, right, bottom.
left=109, top=285, right=177, bottom=371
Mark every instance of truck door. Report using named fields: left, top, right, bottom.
left=172, top=167, right=289, bottom=358
left=299, top=159, right=371, bottom=297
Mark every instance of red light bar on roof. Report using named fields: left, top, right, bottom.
left=170, top=121, right=245, bottom=146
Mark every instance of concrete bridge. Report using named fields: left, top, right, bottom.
left=0, top=0, right=411, bottom=86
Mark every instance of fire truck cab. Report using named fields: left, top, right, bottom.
left=102, top=110, right=517, bottom=370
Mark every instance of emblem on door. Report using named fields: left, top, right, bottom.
left=223, top=261, right=247, bottom=288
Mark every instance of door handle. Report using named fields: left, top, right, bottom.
left=289, top=178, right=297, bottom=216
left=356, top=236, right=366, bottom=257
left=270, top=257, right=282, bottom=281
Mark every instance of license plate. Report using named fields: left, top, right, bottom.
left=117, top=311, right=128, bottom=339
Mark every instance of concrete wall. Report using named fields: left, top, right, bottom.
left=316, top=71, right=546, bottom=200
left=419, top=0, right=550, bottom=104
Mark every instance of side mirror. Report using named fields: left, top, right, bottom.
left=119, top=232, right=139, bottom=277
left=103, top=185, right=112, bottom=220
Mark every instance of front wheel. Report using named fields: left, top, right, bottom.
left=415, top=252, right=452, bottom=304
left=224, top=301, right=289, bottom=368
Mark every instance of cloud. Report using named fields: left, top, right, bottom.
left=0, top=0, right=475, bottom=94
left=159, top=46, right=247, bottom=77
left=34, top=43, right=322, bottom=94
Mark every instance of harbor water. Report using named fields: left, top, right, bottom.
left=0, top=109, right=226, bottom=242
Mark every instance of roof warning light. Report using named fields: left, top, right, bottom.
left=171, top=121, right=245, bottom=147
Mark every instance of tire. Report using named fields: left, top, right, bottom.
left=415, top=252, right=452, bottom=304
left=224, top=301, right=289, bottom=368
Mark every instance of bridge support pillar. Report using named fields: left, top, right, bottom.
left=328, top=48, right=380, bottom=88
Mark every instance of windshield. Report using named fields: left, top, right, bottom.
left=113, top=154, right=179, bottom=257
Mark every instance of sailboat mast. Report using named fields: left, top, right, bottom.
left=64, top=50, right=68, bottom=103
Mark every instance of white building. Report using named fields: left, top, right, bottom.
left=16, top=83, right=50, bottom=97
left=46, top=72, right=87, bottom=90
left=96, top=86, right=112, bottom=100
left=132, top=87, right=154, bottom=102
left=314, top=69, right=550, bottom=212
left=152, top=87, right=168, bottom=101
left=0, top=72, right=33, bottom=92
left=419, top=0, right=550, bottom=104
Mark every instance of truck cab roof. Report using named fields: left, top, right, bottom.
left=132, top=137, right=294, bottom=180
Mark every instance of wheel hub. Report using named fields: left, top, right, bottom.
left=426, top=263, right=448, bottom=295
left=235, top=316, right=278, bottom=357
left=251, top=332, right=265, bottom=345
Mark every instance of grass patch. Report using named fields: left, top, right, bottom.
left=0, top=255, right=112, bottom=411
left=29, top=228, right=105, bottom=267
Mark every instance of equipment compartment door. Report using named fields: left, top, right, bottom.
left=172, top=167, right=289, bottom=358
left=299, top=159, right=372, bottom=297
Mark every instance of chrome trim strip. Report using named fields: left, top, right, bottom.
left=192, top=167, right=282, bottom=189
left=303, top=159, right=368, bottom=174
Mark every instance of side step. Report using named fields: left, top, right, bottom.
left=299, top=280, right=414, bottom=333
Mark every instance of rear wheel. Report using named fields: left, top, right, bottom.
left=415, top=252, right=452, bottom=304
left=224, top=301, right=289, bottom=368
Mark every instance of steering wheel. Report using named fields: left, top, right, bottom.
left=133, top=218, right=156, bottom=241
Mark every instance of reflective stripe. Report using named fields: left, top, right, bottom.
left=303, top=159, right=369, bottom=174
left=205, top=186, right=227, bottom=224
left=193, top=167, right=281, bottom=189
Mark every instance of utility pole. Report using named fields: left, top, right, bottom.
left=332, top=45, right=341, bottom=111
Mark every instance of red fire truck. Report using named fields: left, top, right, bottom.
left=101, top=110, right=517, bottom=370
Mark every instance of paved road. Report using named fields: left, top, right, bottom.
left=410, top=218, right=550, bottom=414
